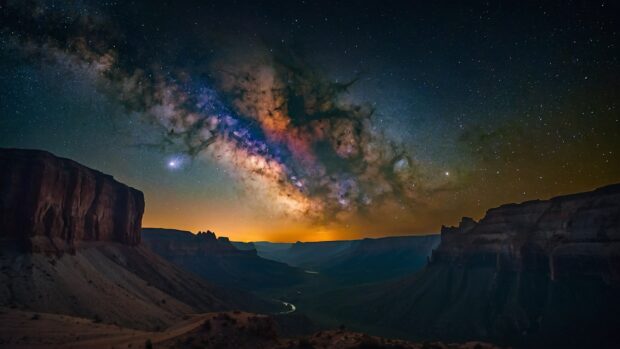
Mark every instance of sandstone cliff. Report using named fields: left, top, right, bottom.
left=433, top=183, right=620, bottom=281
left=316, top=184, right=620, bottom=347
left=0, top=148, right=144, bottom=253
left=0, top=148, right=278, bottom=329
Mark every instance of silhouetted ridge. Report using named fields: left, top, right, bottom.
left=142, top=228, right=305, bottom=290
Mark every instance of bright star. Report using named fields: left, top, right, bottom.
left=166, top=155, right=187, bottom=170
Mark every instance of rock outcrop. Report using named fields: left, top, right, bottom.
left=0, top=148, right=144, bottom=253
left=433, top=183, right=620, bottom=281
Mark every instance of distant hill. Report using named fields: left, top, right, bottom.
left=231, top=241, right=257, bottom=251
left=258, top=240, right=354, bottom=269
left=239, top=235, right=440, bottom=285
left=142, top=228, right=306, bottom=291
left=318, top=235, right=440, bottom=284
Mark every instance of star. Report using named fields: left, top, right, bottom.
left=166, top=155, right=186, bottom=170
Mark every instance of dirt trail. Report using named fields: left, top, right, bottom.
left=68, top=314, right=209, bottom=348
left=0, top=309, right=209, bottom=349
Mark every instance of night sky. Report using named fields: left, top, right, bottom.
left=1, top=1, right=619, bottom=242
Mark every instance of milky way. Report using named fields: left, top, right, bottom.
left=2, top=1, right=448, bottom=224
left=2, top=0, right=618, bottom=239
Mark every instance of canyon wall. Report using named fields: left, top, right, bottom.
left=433, top=183, right=620, bottom=281
left=0, top=148, right=144, bottom=253
left=320, top=184, right=620, bottom=346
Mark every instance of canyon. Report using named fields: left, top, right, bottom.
left=1, top=147, right=618, bottom=348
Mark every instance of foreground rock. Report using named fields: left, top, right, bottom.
left=317, top=184, right=620, bottom=347
left=0, top=148, right=144, bottom=253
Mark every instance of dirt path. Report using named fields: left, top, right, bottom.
left=65, top=314, right=209, bottom=348
left=0, top=309, right=209, bottom=349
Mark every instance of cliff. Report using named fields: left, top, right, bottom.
left=317, top=184, right=620, bottom=347
left=0, top=149, right=279, bottom=329
left=0, top=148, right=144, bottom=253
left=142, top=228, right=306, bottom=290
left=433, top=183, right=620, bottom=281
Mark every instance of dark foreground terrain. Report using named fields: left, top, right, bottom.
left=0, top=309, right=501, bottom=349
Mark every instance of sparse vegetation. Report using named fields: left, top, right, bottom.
left=144, top=338, right=152, bottom=349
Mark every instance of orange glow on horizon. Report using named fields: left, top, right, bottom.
left=141, top=205, right=445, bottom=242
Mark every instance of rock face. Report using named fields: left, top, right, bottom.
left=318, top=184, right=620, bottom=347
left=433, top=183, right=620, bottom=281
left=0, top=148, right=144, bottom=253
